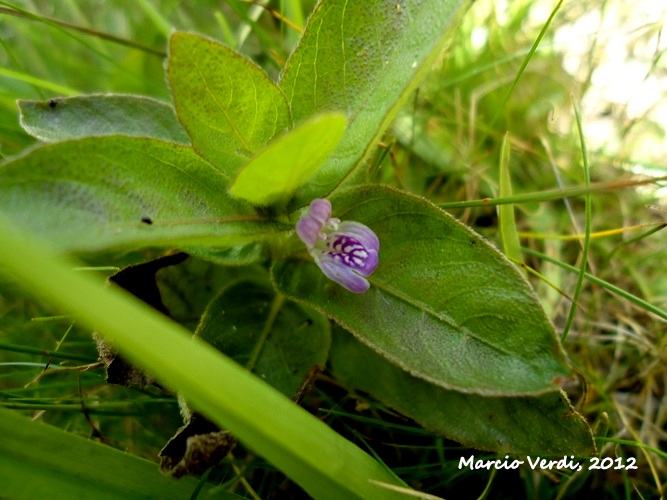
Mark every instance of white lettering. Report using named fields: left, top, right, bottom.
left=459, top=455, right=475, bottom=470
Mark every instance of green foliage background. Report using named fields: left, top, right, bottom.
left=0, top=0, right=666, bottom=498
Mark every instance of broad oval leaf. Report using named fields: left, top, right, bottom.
left=229, top=113, right=347, bottom=206
left=0, top=136, right=289, bottom=253
left=279, top=0, right=465, bottom=205
left=18, top=94, right=190, bottom=144
left=196, top=279, right=330, bottom=398
left=330, top=328, right=596, bottom=456
left=168, top=32, right=292, bottom=174
left=273, top=185, right=571, bottom=396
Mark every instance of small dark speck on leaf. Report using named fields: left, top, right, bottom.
left=298, top=318, right=314, bottom=330
left=48, top=100, right=57, bottom=108
left=141, top=216, right=153, bottom=225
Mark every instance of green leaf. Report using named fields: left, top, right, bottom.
left=279, top=0, right=465, bottom=205
left=0, top=136, right=289, bottom=253
left=330, top=328, right=596, bottom=456
left=197, top=280, right=330, bottom=398
left=157, top=257, right=268, bottom=330
left=273, top=185, right=571, bottom=396
left=0, top=408, right=231, bottom=499
left=0, top=215, right=408, bottom=500
left=229, top=113, right=347, bottom=206
left=18, top=94, right=190, bottom=144
left=168, top=32, right=291, bottom=174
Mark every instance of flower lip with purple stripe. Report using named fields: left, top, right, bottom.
left=296, top=199, right=379, bottom=293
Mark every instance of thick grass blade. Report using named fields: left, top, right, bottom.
left=0, top=407, right=226, bottom=499
left=0, top=215, right=407, bottom=500
left=498, top=132, right=523, bottom=264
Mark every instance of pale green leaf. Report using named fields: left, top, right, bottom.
left=168, top=32, right=292, bottom=173
left=229, top=113, right=346, bottom=206
left=18, top=94, right=190, bottom=144
left=0, top=137, right=288, bottom=253
left=273, top=185, right=571, bottom=396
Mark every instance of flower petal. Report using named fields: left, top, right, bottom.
left=308, top=198, right=331, bottom=226
left=316, top=255, right=370, bottom=293
left=296, top=215, right=322, bottom=248
left=296, top=198, right=333, bottom=248
left=324, top=231, right=378, bottom=277
left=337, top=221, right=380, bottom=254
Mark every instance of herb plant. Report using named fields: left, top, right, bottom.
left=1, top=0, right=664, bottom=498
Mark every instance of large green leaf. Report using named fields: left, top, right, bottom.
left=0, top=216, right=408, bottom=500
left=279, top=0, right=465, bottom=205
left=18, top=94, right=190, bottom=144
left=0, top=408, right=230, bottom=500
left=0, top=136, right=288, bottom=253
left=168, top=32, right=292, bottom=174
left=197, top=280, right=330, bottom=398
left=273, top=185, right=571, bottom=396
left=330, top=328, right=596, bottom=455
left=229, top=113, right=346, bottom=206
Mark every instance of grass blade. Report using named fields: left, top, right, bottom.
left=0, top=407, right=225, bottom=499
left=497, top=132, right=523, bottom=263
left=0, top=215, right=407, bottom=500
left=561, top=98, right=592, bottom=342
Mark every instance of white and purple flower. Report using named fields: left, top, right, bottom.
left=296, top=199, right=379, bottom=293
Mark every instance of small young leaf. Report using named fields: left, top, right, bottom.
left=330, top=328, right=596, bottom=456
left=280, top=0, right=465, bottom=205
left=168, top=32, right=291, bottom=173
left=18, top=94, right=190, bottom=144
left=273, top=185, right=571, bottom=396
left=0, top=136, right=289, bottom=253
left=229, top=113, right=346, bottom=206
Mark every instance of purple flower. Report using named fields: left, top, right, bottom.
left=296, top=199, right=379, bottom=293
